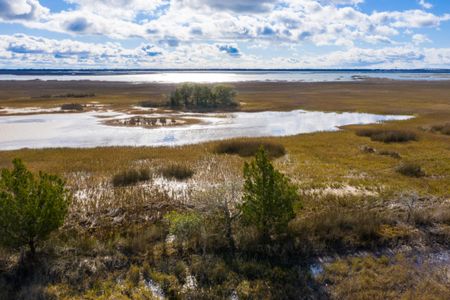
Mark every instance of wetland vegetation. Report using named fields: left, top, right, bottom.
left=0, top=80, right=449, bottom=299
left=168, top=84, right=238, bottom=110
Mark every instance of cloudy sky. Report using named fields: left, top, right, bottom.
left=0, top=0, right=449, bottom=68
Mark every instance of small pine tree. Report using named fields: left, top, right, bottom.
left=240, top=148, right=297, bottom=240
left=0, top=159, right=70, bottom=257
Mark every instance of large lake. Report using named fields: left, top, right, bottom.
left=0, top=110, right=412, bottom=150
left=1, top=70, right=450, bottom=83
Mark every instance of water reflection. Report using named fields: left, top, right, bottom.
left=1, top=71, right=450, bottom=83
left=0, top=110, right=412, bottom=150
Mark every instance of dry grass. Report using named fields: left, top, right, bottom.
left=431, top=123, right=450, bottom=135
left=320, top=254, right=450, bottom=300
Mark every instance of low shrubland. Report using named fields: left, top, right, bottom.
left=431, top=123, right=450, bottom=135
left=0, top=134, right=448, bottom=299
left=356, top=129, right=417, bottom=143
left=379, top=149, right=401, bottom=159
left=1, top=149, right=448, bottom=299
left=58, top=93, right=95, bottom=98
left=396, top=163, right=426, bottom=178
left=215, top=140, right=286, bottom=158
left=112, top=168, right=150, bottom=187
left=138, top=100, right=165, bottom=108
left=320, top=254, right=450, bottom=300
left=160, top=163, right=194, bottom=180
left=60, top=103, right=84, bottom=111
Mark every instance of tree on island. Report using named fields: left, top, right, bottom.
left=0, top=159, right=70, bottom=259
left=239, top=148, right=298, bottom=241
left=169, top=83, right=238, bottom=109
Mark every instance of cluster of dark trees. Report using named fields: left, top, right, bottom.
left=168, top=84, right=238, bottom=109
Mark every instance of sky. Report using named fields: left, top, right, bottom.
left=0, top=0, right=450, bottom=69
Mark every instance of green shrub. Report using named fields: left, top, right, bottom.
left=379, top=150, right=401, bottom=159
left=164, top=211, right=203, bottom=244
left=190, top=255, right=229, bottom=286
left=396, top=163, right=425, bottom=177
left=127, top=265, right=141, bottom=287
left=59, top=93, right=95, bottom=98
left=240, top=148, right=298, bottom=240
left=356, top=129, right=417, bottom=143
left=160, top=164, right=194, bottom=180
left=139, top=100, right=164, bottom=108
left=112, top=168, right=150, bottom=187
left=120, top=225, right=166, bottom=256
left=61, top=103, right=84, bottom=111
left=431, top=123, right=450, bottom=135
left=0, top=159, right=70, bottom=257
left=173, top=261, right=187, bottom=284
left=215, top=140, right=286, bottom=158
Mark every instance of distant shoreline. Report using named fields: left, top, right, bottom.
left=1, top=69, right=450, bottom=83
left=1, top=68, right=450, bottom=73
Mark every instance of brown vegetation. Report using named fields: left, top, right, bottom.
left=60, top=103, right=84, bottom=111
left=396, top=163, right=426, bottom=178
left=215, top=140, right=286, bottom=158
left=112, top=168, right=151, bottom=187
left=160, top=163, right=194, bottom=180
left=356, top=129, right=417, bottom=143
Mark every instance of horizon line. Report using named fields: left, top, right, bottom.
left=1, top=68, right=450, bottom=72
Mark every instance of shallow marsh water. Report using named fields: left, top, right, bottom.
left=0, top=109, right=412, bottom=150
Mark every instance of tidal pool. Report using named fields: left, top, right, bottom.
left=0, top=110, right=412, bottom=150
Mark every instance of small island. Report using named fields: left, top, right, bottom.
left=138, top=84, right=239, bottom=112
left=168, top=83, right=238, bottom=110
left=104, top=115, right=199, bottom=128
